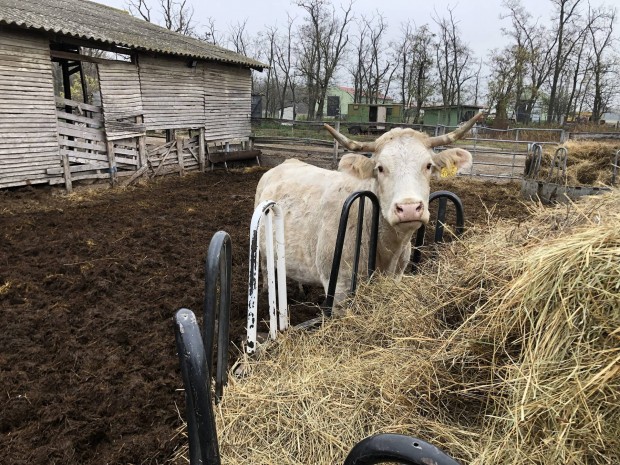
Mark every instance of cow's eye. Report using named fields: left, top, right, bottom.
left=426, top=163, right=433, bottom=170
left=377, top=165, right=384, bottom=173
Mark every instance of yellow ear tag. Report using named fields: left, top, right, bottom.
left=440, top=163, right=458, bottom=178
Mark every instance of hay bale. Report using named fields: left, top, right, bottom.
left=535, top=141, right=619, bottom=186
left=176, top=189, right=620, bottom=465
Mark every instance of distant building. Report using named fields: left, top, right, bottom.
left=422, top=105, right=484, bottom=127
left=347, top=103, right=403, bottom=125
left=601, top=110, right=620, bottom=126
left=324, top=86, right=394, bottom=118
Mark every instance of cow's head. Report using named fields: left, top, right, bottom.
left=325, top=113, right=483, bottom=229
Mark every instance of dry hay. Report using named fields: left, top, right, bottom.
left=176, top=189, right=620, bottom=465
left=535, top=140, right=619, bottom=186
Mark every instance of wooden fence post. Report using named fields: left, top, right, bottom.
left=62, top=152, right=73, bottom=193
left=106, top=140, right=117, bottom=186
left=137, top=115, right=147, bottom=168
left=198, top=128, right=206, bottom=172
left=332, top=121, right=340, bottom=169
left=177, top=135, right=185, bottom=176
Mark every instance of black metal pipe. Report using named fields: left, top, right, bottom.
left=324, top=191, right=380, bottom=316
left=203, top=231, right=232, bottom=404
left=343, top=434, right=461, bottom=465
left=525, top=143, right=543, bottom=179
left=174, top=309, right=221, bottom=465
left=351, top=196, right=366, bottom=293
left=410, top=191, right=464, bottom=273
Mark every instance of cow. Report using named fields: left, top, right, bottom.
left=255, top=112, right=483, bottom=304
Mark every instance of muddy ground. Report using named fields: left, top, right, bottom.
left=0, top=170, right=529, bottom=465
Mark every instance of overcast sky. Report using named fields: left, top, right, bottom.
left=98, top=0, right=611, bottom=58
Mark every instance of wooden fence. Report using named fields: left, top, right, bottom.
left=50, top=97, right=210, bottom=191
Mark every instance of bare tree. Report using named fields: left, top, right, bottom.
left=433, top=6, right=475, bottom=113
left=229, top=20, right=250, bottom=56
left=126, top=0, right=196, bottom=35
left=128, top=0, right=151, bottom=21
left=295, top=0, right=354, bottom=120
left=502, top=0, right=555, bottom=122
left=546, top=0, right=587, bottom=122
left=348, top=14, right=394, bottom=105
left=274, top=15, right=297, bottom=119
left=392, top=22, right=434, bottom=123
left=587, top=6, right=616, bottom=122
left=486, top=46, right=522, bottom=124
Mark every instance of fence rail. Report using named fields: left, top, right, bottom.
left=252, top=118, right=569, bottom=180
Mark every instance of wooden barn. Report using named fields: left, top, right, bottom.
left=0, top=0, right=265, bottom=190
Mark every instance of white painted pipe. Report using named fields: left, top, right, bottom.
left=246, top=200, right=288, bottom=354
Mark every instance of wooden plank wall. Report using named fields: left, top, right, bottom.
left=204, top=64, right=252, bottom=142
left=138, top=54, right=205, bottom=130
left=0, top=31, right=61, bottom=188
left=97, top=61, right=146, bottom=140
left=50, top=97, right=140, bottom=186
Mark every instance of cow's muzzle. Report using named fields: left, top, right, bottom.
left=394, top=201, right=426, bottom=223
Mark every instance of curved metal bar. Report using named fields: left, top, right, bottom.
left=343, top=434, right=461, bottom=465
left=549, top=147, right=568, bottom=179
left=323, top=191, right=380, bottom=316
left=525, top=143, right=543, bottom=179
left=174, top=309, right=221, bottom=465
left=247, top=200, right=288, bottom=354
left=411, top=191, right=464, bottom=273
left=203, top=230, right=232, bottom=403
left=612, top=150, right=619, bottom=185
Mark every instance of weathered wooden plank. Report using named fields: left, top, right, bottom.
left=47, top=161, right=112, bottom=175
left=57, top=122, right=106, bottom=141
left=56, top=110, right=103, bottom=126
left=60, top=149, right=137, bottom=166
left=176, top=136, right=184, bottom=176
left=55, top=97, right=103, bottom=113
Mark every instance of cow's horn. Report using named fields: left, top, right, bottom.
left=427, top=112, right=486, bottom=148
left=324, top=124, right=376, bottom=152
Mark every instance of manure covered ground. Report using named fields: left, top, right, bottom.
left=1, top=170, right=527, bottom=464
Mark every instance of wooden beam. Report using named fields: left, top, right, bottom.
left=198, top=128, right=206, bottom=172
left=62, top=152, right=73, bottom=193
left=50, top=50, right=134, bottom=66
left=106, top=141, right=117, bottom=186
left=49, top=35, right=134, bottom=58
left=176, top=136, right=184, bottom=177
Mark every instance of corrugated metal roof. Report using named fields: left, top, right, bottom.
left=0, top=0, right=266, bottom=70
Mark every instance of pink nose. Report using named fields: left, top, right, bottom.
left=395, top=202, right=424, bottom=222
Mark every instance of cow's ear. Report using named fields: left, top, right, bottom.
left=338, top=154, right=375, bottom=179
left=430, top=148, right=472, bottom=179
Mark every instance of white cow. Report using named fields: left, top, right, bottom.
left=255, top=113, right=483, bottom=304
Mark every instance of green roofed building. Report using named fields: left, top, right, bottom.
left=422, top=105, right=483, bottom=127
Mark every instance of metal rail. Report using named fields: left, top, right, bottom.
left=174, top=308, right=221, bottom=465
left=524, top=143, right=543, bottom=179
left=344, top=434, right=461, bottom=465
left=203, top=230, right=232, bottom=403
left=323, top=191, right=380, bottom=316
left=549, top=147, right=568, bottom=179
left=247, top=200, right=288, bottom=354
left=411, top=191, right=465, bottom=273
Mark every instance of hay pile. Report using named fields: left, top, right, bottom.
left=178, top=189, right=620, bottom=465
left=535, top=140, right=619, bottom=186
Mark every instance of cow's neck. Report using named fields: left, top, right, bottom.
left=375, top=219, right=416, bottom=272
